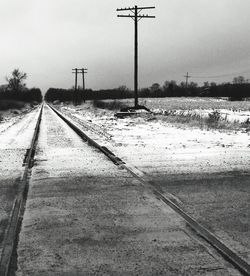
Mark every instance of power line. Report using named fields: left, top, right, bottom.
left=117, top=5, right=155, bottom=107
left=190, top=68, right=250, bottom=79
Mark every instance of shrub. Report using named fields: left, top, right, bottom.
left=0, top=100, right=26, bottom=110
left=206, top=110, right=221, bottom=126
left=241, top=118, right=250, bottom=128
left=0, top=88, right=43, bottom=103
left=92, top=100, right=128, bottom=110
left=228, top=96, right=244, bottom=101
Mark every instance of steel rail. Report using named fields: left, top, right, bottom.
left=0, top=104, right=44, bottom=276
left=48, top=104, right=250, bottom=276
left=48, top=104, right=124, bottom=165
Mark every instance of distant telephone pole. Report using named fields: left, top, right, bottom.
left=117, top=6, right=155, bottom=108
left=184, top=72, right=191, bottom=88
left=72, top=68, right=88, bottom=104
left=72, top=68, right=78, bottom=105
left=81, top=68, right=88, bottom=102
left=81, top=68, right=87, bottom=91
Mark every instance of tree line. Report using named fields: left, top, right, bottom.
left=0, top=69, right=43, bottom=103
left=45, top=75, right=250, bottom=103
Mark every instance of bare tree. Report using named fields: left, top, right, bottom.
left=179, top=81, right=186, bottom=88
left=6, top=69, right=27, bottom=96
left=203, top=81, right=209, bottom=88
left=233, top=76, right=247, bottom=85
left=150, top=83, right=161, bottom=92
left=163, top=80, right=176, bottom=91
left=188, top=81, right=198, bottom=88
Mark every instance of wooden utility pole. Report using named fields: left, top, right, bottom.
left=184, top=72, right=191, bottom=88
left=81, top=68, right=88, bottom=102
left=134, top=6, right=138, bottom=107
left=72, top=68, right=88, bottom=104
left=117, top=6, right=155, bottom=108
left=72, top=68, right=78, bottom=105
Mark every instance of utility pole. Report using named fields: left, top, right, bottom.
left=134, top=6, right=138, bottom=108
left=117, top=6, right=155, bottom=108
left=72, top=68, right=88, bottom=104
left=72, top=68, right=78, bottom=105
left=81, top=68, right=88, bottom=102
left=184, top=72, right=191, bottom=88
left=81, top=68, right=87, bottom=91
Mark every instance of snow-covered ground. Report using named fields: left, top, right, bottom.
left=86, top=97, right=250, bottom=124
left=60, top=102, right=250, bottom=175
left=0, top=104, right=37, bottom=134
left=154, top=108, right=250, bottom=123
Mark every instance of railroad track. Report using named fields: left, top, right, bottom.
left=0, top=104, right=43, bottom=276
left=0, top=102, right=249, bottom=275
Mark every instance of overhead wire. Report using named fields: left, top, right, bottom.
left=190, top=67, right=250, bottom=79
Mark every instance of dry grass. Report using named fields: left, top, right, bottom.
left=89, top=98, right=250, bottom=131
left=92, top=99, right=129, bottom=111
left=156, top=110, right=248, bottom=131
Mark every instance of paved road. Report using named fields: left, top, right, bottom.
left=0, top=108, right=40, bottom=257
left=15, top=105, right=240, bottom=275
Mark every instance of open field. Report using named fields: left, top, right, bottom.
left=88, top=97, right=250, bottom=131
left=89, top=97, right=250, bottom=111
left=143, top=97, right=250, bottom=111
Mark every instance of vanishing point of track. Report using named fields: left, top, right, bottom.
left=0, top=103, right=249, bottom=275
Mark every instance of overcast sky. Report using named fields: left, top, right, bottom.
left=1, top=0, right=250, bottom=93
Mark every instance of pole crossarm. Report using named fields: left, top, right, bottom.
left=117, top=5, right=155, bottom=21
left=117, top=7, right=134, bottom=11
left=134, top=6, right=155, bottom=10
left=117, top=6, right=155, bottom=11
left=72, top=69, right=88, bottom=73
left=117, top=15, right=155, bottom=19
left=184, top=73, right=191, bottom=79
left=117, top=15, right=134, bottom=18
left=138, top=15, right=155, bottom=18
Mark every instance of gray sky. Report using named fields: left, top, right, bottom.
left=1, top=0, right=250, bottom=93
